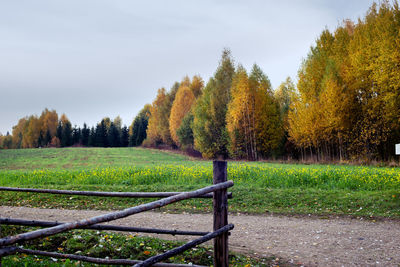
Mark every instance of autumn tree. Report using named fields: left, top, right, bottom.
left=227, top=64, right=282, bottom=160
left=190, top=75, right=204, bottom=98
left=0, top=132, right=13, bottom=149
left=346, top=2, right=400, bottom=159
left=226, top=65, right=253, bottom=159
left=288, top=29, right=336, bottom=160
left=169, top=76, right=196, bottom=146
left=12, top=117, right=28, bottom=148
left=23, top=116, right=41, bottom=148
left=145, top=82, right=179, bottom=147
left=39, top=108, right=58, bottom=146
left=159, top=82, right=180, bottom=145
left=145, top=89, right=167, bottom=146
left=288, top=1, right=400, bottom=161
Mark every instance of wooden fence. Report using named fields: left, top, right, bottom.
left=0, top=161, right=233, bottom=267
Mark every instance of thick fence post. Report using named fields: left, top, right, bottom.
left=213, top=160, right=228, bottom=267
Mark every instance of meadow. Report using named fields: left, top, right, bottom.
left=0, top=147, right=399, bottom=218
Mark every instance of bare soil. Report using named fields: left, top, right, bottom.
left=1, top=206, right=399, bottom=267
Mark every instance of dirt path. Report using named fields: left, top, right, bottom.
left=1, top=206, right=399, bottom=266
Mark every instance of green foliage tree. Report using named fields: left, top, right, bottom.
left=193, top=49, right=235, bottom=158
left=250, top=64, right=282, bottom=158
left=176, top=113, right=195, bottom=149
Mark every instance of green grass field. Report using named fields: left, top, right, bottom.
left=1, top=147, right=399, bottom=266
left=0, top=147, right=399, bottom=218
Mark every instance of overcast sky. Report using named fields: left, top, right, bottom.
left=0, top=0, right=375, bottom=134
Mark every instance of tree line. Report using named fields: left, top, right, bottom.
left=288, top=1, right=400, bottom=161
left=0, top=108, right=147, bottom=149
left=140, top=1, right=400, bottom=161
left=1, top=1, right=399, bottom=162
left=142, top=50, right=293, bottom=160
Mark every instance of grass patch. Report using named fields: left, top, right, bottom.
left=0, top=147, right=194, bottom=171
left=0, top=225, right=287, bottom=266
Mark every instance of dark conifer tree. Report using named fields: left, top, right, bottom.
left=44, top=130, right=51, bottom=147
left=101, top=120, right=109, bottom=147
left=94, top=124, right=103, bottom=147
left=136, top=117, right=148, bottom=146
left=56, top=122, right=63, bottom=142
left=95, top=120, right=108, bottom=147
left=120, top=126, right=129, bottom=147
left=72, top=126, right=81, bottom=146
left=129, top=106, right=150, bottom=146
left=81, top=123, right=90, bottom=146
left=61, top=121, right=73, bottom=147
left=108, top=122, right=120, bottom=147
left=88, top=127, right=96, bottom=147
left=129, top=120, right=139, bottom=146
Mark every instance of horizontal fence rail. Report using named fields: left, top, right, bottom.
left=0, top=218, right=209, bottom=236
left=0, top=180, right=233, bottom=247
left=0, top=186, right=232, bottom=199
left=0, top=247, right=206, bottom=267
left=0, top=161, right=233, bottom=267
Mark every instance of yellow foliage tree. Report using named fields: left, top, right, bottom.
left=169, top=80, right=196, bottom=146
left=226, top=66, right=251, bottom=159
left=227, top=64, right=282, bottom=160
left=145, top=88, right=167, bottom=146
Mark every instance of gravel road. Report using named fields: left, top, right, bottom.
left=1, top=206, right=399, bottom=266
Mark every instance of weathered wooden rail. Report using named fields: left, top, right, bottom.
left=0, top=187, right=232, bottom=199
left=0, top=161, right=233, bottom=267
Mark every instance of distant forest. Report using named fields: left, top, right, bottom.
left=1, top=2, right=399, bottom=162
left=0, top=109, right=147, bottom=149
